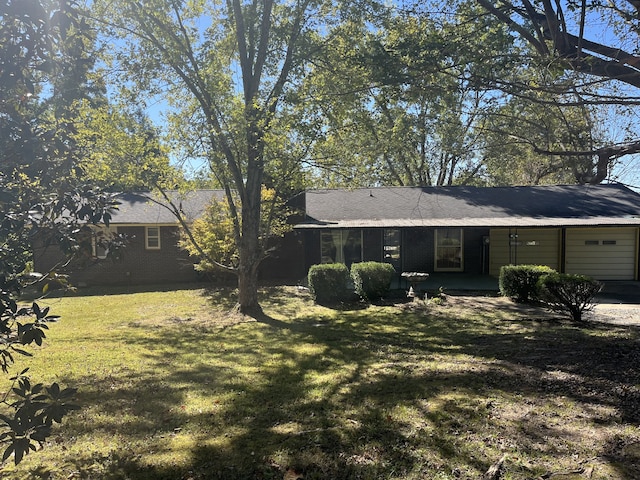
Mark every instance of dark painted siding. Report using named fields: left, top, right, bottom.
left=363, top=229, right=382, bottom=262
left=402, top=228, right=433, bottom=272
left=296, top=227, right=491, bottom=278
left=303, top=230, right=321, bottom=272
left=260, top=231, right=306, bottom=281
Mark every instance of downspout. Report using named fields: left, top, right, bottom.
left=560, top=228, right=566, bottom=273
left=633, top=227, right=640, bottom=282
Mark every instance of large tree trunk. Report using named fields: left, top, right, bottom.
left=236, top=167, right=263, bottom=315
left=236, top=218, right=262, bottom=315
left=236, top=254, right=261, bottom=315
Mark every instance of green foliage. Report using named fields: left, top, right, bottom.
left=537, top=273, right=603, bottom=322
left=481, top=90, right=603, bottom=186
left=350, top=261, right=395, bottom=301
left=0, top=0, right=114, bottom=465
left=74, top=103, right=182, bottom=192
left=302, top=5, right=518, bottom=188
left=179, top=187, right=292, bottom=274
left=499, top=265, right=556, bottom=303
left=308, top=263, right=350, bottom=304
left=93, top=0, right=329, bottom=312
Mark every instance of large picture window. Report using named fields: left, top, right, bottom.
left=435, top=229, right=463, bottom=271
left=320, top=230, right=362, bottom=268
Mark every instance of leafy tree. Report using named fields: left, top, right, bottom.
left=476, top=0, right=640, bottom=184
left=179, top=187, right=291, bottom=275
left=303, top=4, right=523, bottom=187
left=481, top=89, right=607, bottom=185
left=94, top=0, right=361, bottom=313
left=0, top=0, right=114, bottom=464
left=74, top=103, right=182, bottom=192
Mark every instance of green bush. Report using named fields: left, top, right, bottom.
left=537, top=273, right=603, bottom=322
left=308, top=263, right=350, bottom=304
left=499, top=264, right=556, bottom=303
left=350, top=262, right=396, bottom=301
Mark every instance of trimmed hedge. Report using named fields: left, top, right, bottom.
left=499, top=264, right=556, bottom=303
left=537, top=272, right=603, bottom=322
left=350, top=261, right=396, bottom=301
left=308, top=263, right=350, bottom=303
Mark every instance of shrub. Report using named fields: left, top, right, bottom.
left=308, top=263, right=350, bottom=304
left=350, top=262, right=396, bottom=301
left=537, top=273, right=603, bottom=322
left=499, top=265, right=556, bottom=303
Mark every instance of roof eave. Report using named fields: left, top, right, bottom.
left=294, top=217, right=640, bottom=229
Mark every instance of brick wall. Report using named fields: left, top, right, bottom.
left=33, top=226, right=201, bottom=286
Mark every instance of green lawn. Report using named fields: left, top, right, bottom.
left=2, top=286, right=639, bottom=479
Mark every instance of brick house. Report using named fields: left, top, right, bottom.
left=33, top=189, right=306, bottom=286
left=33, top=183, right=640, bottom=287
left=33, top=190, right=218, bottom=286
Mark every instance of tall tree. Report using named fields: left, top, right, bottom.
left=95, top=0, right=363, bottom=314
left=303, top=4, right=522, bottom=187
left=481, top=91, right=605, bottom=184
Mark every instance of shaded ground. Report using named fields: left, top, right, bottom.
left=4, top=286, right=640, bottom=479
left=435, top=294, right=640, bottom=326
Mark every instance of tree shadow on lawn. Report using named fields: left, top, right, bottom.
left=22, top=301, right=640, bottom=479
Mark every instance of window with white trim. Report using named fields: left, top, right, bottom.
left=435, top=229, right=463, bottom=271
left=145, top=226, right=161, bottom=250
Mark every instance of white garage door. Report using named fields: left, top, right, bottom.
left=565, top=228, right=638, bottom=280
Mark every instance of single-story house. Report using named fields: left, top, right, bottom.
left=32, top=183, right=640, bottom=286
left=294, top=183, right=640, bottom=281
left=33, top=189, right=305, bottom=286
left=33, top=190, right=219, bottom=286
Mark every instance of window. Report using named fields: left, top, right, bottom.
left=435, top=229, right=463, bottom=271
left=320, top=230, right=362, bottom=268
left=145, top=226, right=161, bottom=250
left=90, top=226, right=117, bottom=259
left=383, top=229, right=401, bottom=271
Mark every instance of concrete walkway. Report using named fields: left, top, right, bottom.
left=396, top=273, right=499, bottom=294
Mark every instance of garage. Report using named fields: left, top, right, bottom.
left=489, top=228, right=561, bottom=276
left=565, top=227, right=639, bottom=280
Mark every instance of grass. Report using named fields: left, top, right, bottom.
left=1, top=285, right=640, bottom=479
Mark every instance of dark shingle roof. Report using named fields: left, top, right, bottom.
left=297, top=184, right=640, bottom=228
left=109, top=190, right=223, bottom=225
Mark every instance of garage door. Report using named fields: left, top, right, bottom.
left=565, top=228, right=638, bottom=280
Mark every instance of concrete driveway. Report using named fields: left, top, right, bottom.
left=596, top=281, right=640, bottom=304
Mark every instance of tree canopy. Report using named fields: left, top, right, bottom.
left=87, top=0, right=640, bottom=312
left=93, top=0, right=378, bottom=313
left=477, top=0, right=640, bottom=185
